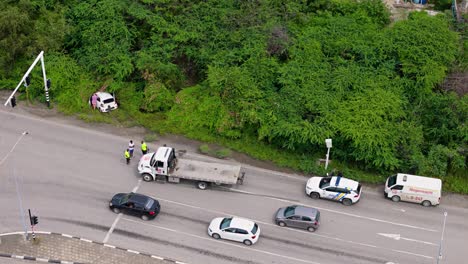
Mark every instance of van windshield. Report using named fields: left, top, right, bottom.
left=387, top=175, right=397, bottom=187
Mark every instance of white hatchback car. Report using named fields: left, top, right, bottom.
left=94, top=92, right=118, bottom=112
left=306, top=176, right=362, bottom=206
left=208, top=217, right=260, bottom=246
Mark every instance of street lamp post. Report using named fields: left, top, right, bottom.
left=437, top=211, right=448, bottom=264
left=325, top=139, right=332, bottom=170
left=1, top=131, right=30, bottom=240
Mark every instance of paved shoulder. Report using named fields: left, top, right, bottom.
left=0, top=231, right=186, bottom=264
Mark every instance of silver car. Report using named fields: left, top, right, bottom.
left=275, top=205, right=320, bottom=232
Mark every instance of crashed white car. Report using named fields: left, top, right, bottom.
left=92, top=92, right=118, bottom=112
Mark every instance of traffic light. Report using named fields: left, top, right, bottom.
left=24, top=76, right=31, bottom=87
left=31, top=215, right=38, bottom=226
left=10, top=96, right=16, bottom=108
left=46, top=79, right=51, bottom=89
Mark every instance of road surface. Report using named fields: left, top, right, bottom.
left=1, top=107, right=467, bottom=264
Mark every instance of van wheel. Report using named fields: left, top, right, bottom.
left=307, top=227, right=316, bottom=232
left=243, top=240, right=253, bottom=246
left=309, top=192, right=320, bottom=199
left=197, top=181, right=208, bottom=190
left=422, top=200, right=432, bottom=207
left=392, top=196, right=401, bottom=202
left=142, top=174, right=153, bottom=182
left=342, top=198, right=352, bottom=206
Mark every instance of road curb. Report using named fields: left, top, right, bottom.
left=0, top=231, right=188, bottom=264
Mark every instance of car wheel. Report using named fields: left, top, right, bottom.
left=391, top=196, right=401, bottom=202
left=142, top=173, right=153, bottom=182
left=342, top=198, right=352, bottom=206
left=197, top=181, right=208, bottom=190
left=243, top=239, right=253, bottom=246
left=141, top=214, right=150, bottom=221
left=309, top=192, right=320, bottom=199
left=212, top=233, right=221, bottom=239
left=307, top=226, right=316, bottom=232
left=112, top=207, right=121, bottom=214
left=422, top=200, right=432, bottom=207
left=278, top=221, right=287, bottom=227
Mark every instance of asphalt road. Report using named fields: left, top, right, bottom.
left=1, top=107, right=467, bottom=264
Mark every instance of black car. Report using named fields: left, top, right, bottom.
left=109, top=193, right=160, bottom=220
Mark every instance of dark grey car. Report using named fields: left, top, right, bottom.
left=275, top=205, right=320, bottom=232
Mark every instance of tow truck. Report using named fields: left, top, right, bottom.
left=137, top=146, right=245, bottom=190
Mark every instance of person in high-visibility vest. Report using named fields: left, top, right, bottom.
left=141, top=141, right=148, bottom=155
left=125, top=149, right=130, bottom=164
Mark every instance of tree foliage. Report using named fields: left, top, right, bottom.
left=0, top=0, right=466, bottom=179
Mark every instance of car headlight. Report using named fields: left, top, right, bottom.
left=109, top=202, right=113, bottom=206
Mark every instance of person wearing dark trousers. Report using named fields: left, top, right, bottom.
left=128, top=140, right=135, bottom=158
left=141, top=141, right=148, bottom=155
left=125, top=149, right=130, bottom=164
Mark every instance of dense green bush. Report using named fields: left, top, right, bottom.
left=1, top=0, right=466, bottom=192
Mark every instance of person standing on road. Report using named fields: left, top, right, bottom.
left=125, top=149, right=131, bottom=164
left=141, top=141, right=148, bottom=155
left=128, top=140, right=135, bottom=158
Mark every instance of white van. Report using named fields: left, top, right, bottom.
left=384, top=173, right=441, bottom=207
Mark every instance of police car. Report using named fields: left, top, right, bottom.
left=306, top=176, right=362, bottom=206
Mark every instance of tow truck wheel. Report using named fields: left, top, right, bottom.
left=142, top=173, right=153, bottom=182
left=197, top=181, right=208, bottom=190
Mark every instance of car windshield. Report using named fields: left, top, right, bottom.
left=103, top=98, right=114, bottom=104
left=319, top=177, right=331, bottom=188
left=220, top=218, right=232, bottom=229
left=145, top=199, right=154, bottom=210
left=387, top=175, right=397, bottom=187
left=119, top=194, right=130, bottom=205
left=251, top=223, right=258, bottom=235
left=284, top=206, right=296, bottom=217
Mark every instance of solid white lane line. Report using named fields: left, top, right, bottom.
left=156, top=197, right=377, bottom=247
left=391, top=249, right=433, bottom=259
left=103, top=213, right=122, bottom=244
left=224, top=187, right=438, bottom=232
left=103, top=180, right=142, bottom=243
left=122, top=218, right=321, bottom=264
left=154, top=197, right=438, bottom=259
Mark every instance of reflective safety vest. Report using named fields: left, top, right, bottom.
left=141, top=142, right=147, bottom=151
left=125, top=150, right=130, bottom=158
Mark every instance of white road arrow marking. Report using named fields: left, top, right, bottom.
left=378, top=233, right=437, bottom=246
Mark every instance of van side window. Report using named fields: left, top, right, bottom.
left=391, top=185, right=403, bottom=190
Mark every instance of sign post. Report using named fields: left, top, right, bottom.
left=325, top=139, right=332, bottom=170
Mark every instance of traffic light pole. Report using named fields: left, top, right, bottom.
left=3, top=51, right=50, bottom=107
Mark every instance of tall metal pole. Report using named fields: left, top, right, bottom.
left=4, top=51, right=44, bottom=106
left=40, top=55, right=50, bottom=107
left=13, top=148, right=29, bottom=240
left=437, top=212, right=448, bottom=264
left=1, top=132, right=29, bottom=240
